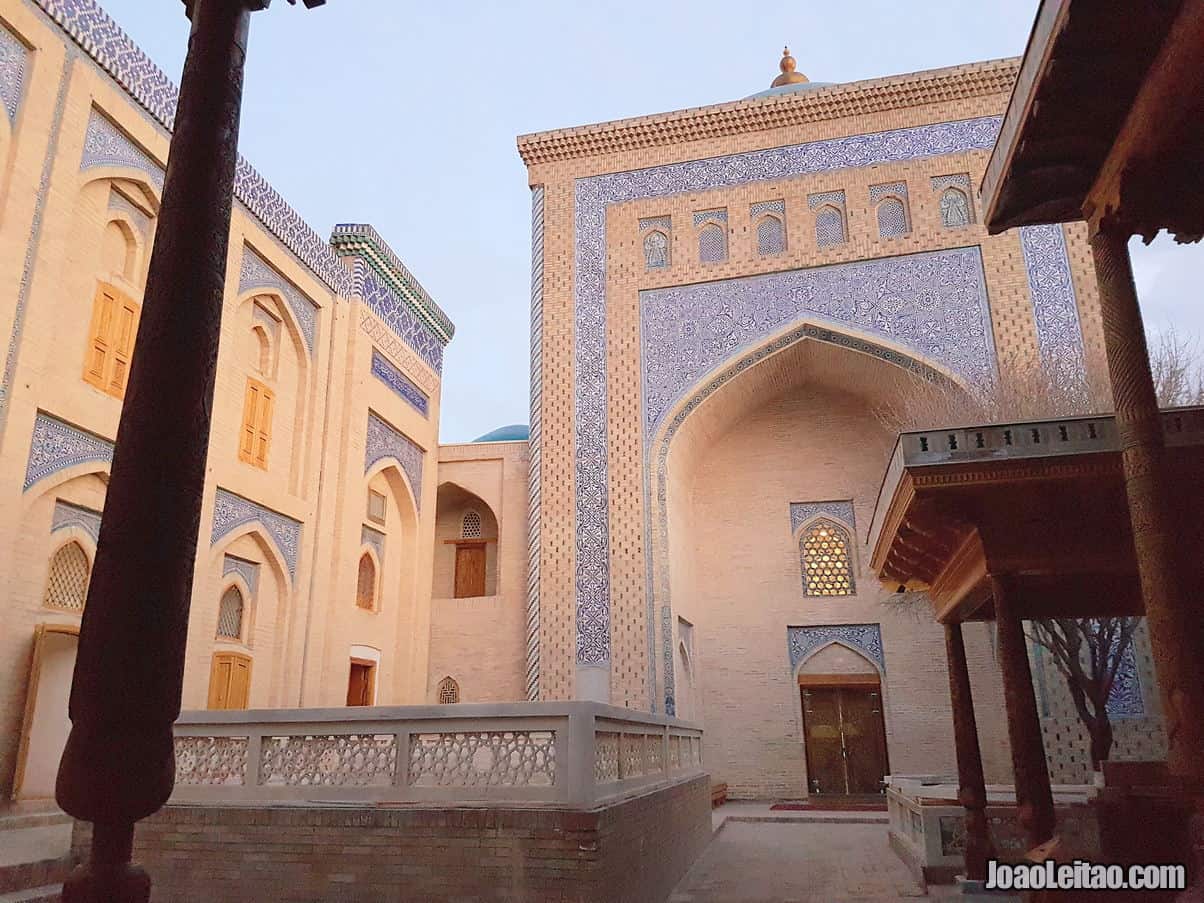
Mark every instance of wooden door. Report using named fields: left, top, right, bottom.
left=453, top=543, right=486, bottom=598
left=840, top=687, right=889, bottom=794
left=346, top=661, right=375, bottom=706
left=801, top=687, right=846, bottom=795
left=801, top=684, right=889, bottom=795
left=207, top=653, right=251, bottom=710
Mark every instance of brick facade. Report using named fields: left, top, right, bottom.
left=70, top=775, right=712, bottom=903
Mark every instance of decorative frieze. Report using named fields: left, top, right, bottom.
left=238, top=246, right=319, bottom=354
left=364, top=412, right=424, bottom=512
left=222, top=555, right=260, bottom=595
left=370, top=350, right=429, bottom=417
left=210, top=488, right=301, bottom=582
left=1, top=24, right=30, bottom=122
left=51, top=499, right=103, bottom=543
left=24, top=412, right=113, bottom=490
left=787, top=623, right=885, bottom=672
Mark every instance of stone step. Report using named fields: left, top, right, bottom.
left=0, top=884, right=63, bottom=903
left=0, top=857, right=75, bottom=896
left=0, top=810, right=69, bottom=833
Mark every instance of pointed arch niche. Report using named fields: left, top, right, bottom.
left=647, top=327, right=965, bottom=736
left=433, top=482, right=498, bottom=599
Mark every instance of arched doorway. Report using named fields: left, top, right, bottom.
left=797, top=643, right=889, bottom=797
left=13, top=624, right=80, bottom=799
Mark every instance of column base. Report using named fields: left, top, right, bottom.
left=62, top=861, right=151, bottom=903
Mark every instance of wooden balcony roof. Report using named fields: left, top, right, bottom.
left=868, top=407, right=1204, bottom=623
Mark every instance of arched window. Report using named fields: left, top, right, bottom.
left=940, top=187, right=972, bottom=228
left=756, top=215, right=785, bottom=256
left=461, top=509, right=482, bottom=539
left=800, top=519, right=855, bottom=597
left=643, top=230, right=669, bottom=269
left=814, top=206, right=845, bottom=247
left=44, top=541, right=90, bottom=611
left=216, top=586, right=245, bottom=640
left=252, top=325, right=272, bottom=375
left=438, top=676, right=460, bottom=704
left=698, top=223, right=727, bottom=263
left=356, top=552, right=377, bottom=611
left=876, top=197, right=909, bottom=238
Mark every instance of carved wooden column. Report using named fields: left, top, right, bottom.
left=945, top=621, right=994, bottom=881
left=55, top=2, right=257, bottom=899
left=1090, top=226, right=1204, bottom=783
left=992, top=576, right=1056, bottom=850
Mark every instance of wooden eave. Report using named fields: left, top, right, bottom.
left=982, top=0, right=1193, bottom=236
left=870, top=408, right=1204, bottom=623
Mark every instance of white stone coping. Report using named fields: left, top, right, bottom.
left=171, top=702, right=704, bottom=810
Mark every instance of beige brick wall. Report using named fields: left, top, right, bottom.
left=71, top=775, right=712, bottom=903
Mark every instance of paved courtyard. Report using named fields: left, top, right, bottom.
left=670, top=820, right=937, bottom=902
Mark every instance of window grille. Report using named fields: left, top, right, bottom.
left=814, top=206, right=845, bottom=247
left=461, top=509, right=482, bottom=539
left=698, top=224, right=726, bottom=263
left=44, top=541, right=90, bottom=611
left=877, top=197, right=909, bottom=238
left=438, top=676, right=460, bottom=704
left=801, top=519, right=855, bottom=596
left=217, top=586, right=244, bottom=640
left=356, top=553, right=376, bottom=610
left=756, top=215, right=785, bottom=255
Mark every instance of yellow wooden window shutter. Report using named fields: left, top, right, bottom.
left=108, top=296, right=140, bottom=396
left=83, top=285, right=116, bottom=390
left=83, top=282, right=140, bottom=398
left=240, top=378, right=273, bottom=469
left=255, top=385, right=273, bottom=468
left=240, top=381, right=259, bottom=462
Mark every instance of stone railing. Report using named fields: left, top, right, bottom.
left=169, top=701, right=703, bottom=809
left=886, top=776, right=1099, bottom=881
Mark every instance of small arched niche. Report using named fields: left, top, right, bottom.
left=433, top=483, right=498, bottom=598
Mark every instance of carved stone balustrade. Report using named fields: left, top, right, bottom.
left=169, top=701, right=704, bottom=809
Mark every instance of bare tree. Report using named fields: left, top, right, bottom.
left=879, top=331, right=1202, bottom=768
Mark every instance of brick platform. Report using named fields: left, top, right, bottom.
left=71, top=774, right=712, bottom=902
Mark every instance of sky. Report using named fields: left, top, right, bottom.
left=95, top=0, right=1204, bottom=442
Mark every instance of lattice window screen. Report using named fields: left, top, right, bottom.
left=877, top=197, right=909, bottom=237
left=356, top=553, right=376, bottom=610
left=438, top=676, right=460, bottom=704
left=643, top=230, right=669, bottom=269
left=698, top=224, right=726, bottom=263
left=756, top=216, right=784, bottom=255
left=44, top=542, right=90, bottom=611
left=461, top=510, right=482, bottom=539
left=216, top=587, right=244, bottom=639
left=801, top=520, right=855, bottom=596
left=815, top=206, right=845, bottom=246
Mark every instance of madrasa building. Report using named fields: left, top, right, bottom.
left=0, top=0, right=1164, bottom=805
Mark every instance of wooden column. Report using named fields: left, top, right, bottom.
left=1090, top=227, right=1204, bottom=782
left=55, top=2, right=256, bottom=899
left=944, top=622, right=994, bottom=881
left=992, top=576, right=1056, bottom=850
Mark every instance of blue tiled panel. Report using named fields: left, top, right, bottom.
left=788, top=623, right=885, bottom=672
left=0, top=23, right=30, bottom=121
left=238, top=246, right=319, bottom=354
left=79, top=108, right=163, bottom=187
left=51, top=499, right=102, bottom=543
left=24, top=412, right=113, bottom=490
left=361, top=525, right=385, bottom=559
left=639, top=247, right=994, bottom=441
left=354, top=261, right=443, bottom=374
left=370, top=350, right=429, bottom=417
left=789, top=501, right=854, bottom=535
left=527, top=187, right=546, bottom=703
left=1019, top=224, right=1086, bottom=380
left=222, top=555, right=260, bottom=594
left=211, top=488, right=301, bottom=582
left=364, top=411, right=424, bottom=512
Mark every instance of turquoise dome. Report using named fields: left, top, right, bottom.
left=472, top=424, right=530, bottom=442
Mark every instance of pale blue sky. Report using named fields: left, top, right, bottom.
left=96, top=0, right=1203, bottom=441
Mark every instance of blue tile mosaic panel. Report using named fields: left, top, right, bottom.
left=527, top=186, right=546, bottom=702
left=361, top=525, right=385, bottom=559
left=353, top=261, right=443, bottom=374
left=639, top=246, right=994, bottom=441
left=1, top=23, right=30, bottom=121
left=787, top=623, right=885, bottom=672
left=370, top=350, right=429, bottom=417
left=79, top=108, right=163, bottom=187
left=51, top=500, right=102, bottom=543
left=238, top=246, right=319, bottom=354
left=364, top=411, right=424, bottom=512
left=789, top=501, right=854, bottom=535
left=25, top=412, right=113, bottom=490
left=222, top=555, right=260, bottom=594
left=1019, top=224, right=1085, bottom=380
left=211, top=488, right=301, bottom=582
left=572, top=116, right=1002, bottom=671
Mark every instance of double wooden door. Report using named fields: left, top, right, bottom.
left=207, top=653, right=251, bottom=710
left=801, top=684, right=889, bottom=795
left=453, top=542, right=486, bottom=598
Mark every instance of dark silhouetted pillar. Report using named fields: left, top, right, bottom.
left=944, top=621, right=995, bottom=881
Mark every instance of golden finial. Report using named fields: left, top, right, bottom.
left=771, top=46, right=809, bottom=88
